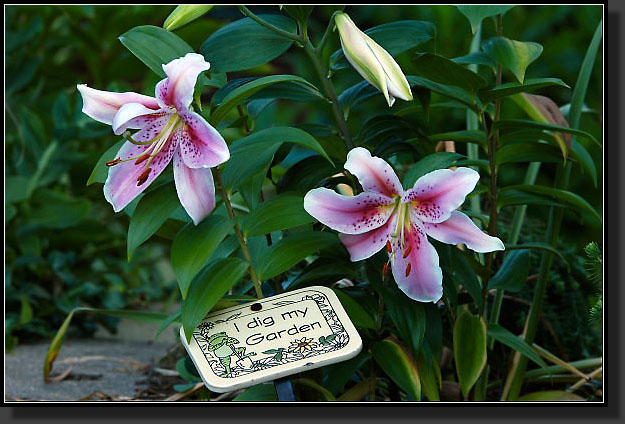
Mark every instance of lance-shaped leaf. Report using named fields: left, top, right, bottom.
left=488, top=249, right=530, bottom=292
left=487, top=323, right=548, bottom=368
left=479, top=78, right=570, bottom=104
left=127, top=182, right=183, bottom=261
left=453, top=310, right=487, bottom=398
left=239, top=193, right=314, bottom=238
left=403, top=152, right=464, bottom=188
left=371, top=339, right=421, bottom=400
left=181, top=258, right=249, bottom=342
left=119, top=25, right=194, bottom=77
left=201, top=15, right=297, bottom=73
left=412, top=53, right=487, bottom=94
left=87, top=140, right=124, bottom=186
left=171, top=215, right=233, bottom=298
left=482, top=36, right=543, bottom=83
left=332, top=289, right=376, bottom=330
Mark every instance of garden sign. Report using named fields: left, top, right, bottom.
left=181, top=286, right=362, bottom=393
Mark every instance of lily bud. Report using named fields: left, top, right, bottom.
left=163, top=5, right=214, bottom=31
left=335, top=13, right=413, bottom=107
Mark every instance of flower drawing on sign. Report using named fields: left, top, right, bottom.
left=288, top=337, right=319, bottom=354
left=304, top=147, right=505, bottom=303
left=77, top=53, right=229, bottom=225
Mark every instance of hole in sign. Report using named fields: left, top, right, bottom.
left=250, top=303, right=262, bottom=312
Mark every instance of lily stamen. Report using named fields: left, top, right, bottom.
left=137, top=168, right=152, bottom=186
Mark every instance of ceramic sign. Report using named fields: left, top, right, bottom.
left=180, top=285, right=363, bottom=393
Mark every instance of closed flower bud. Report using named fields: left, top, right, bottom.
left=163, top=5, right=214, bottom=31
left=335, top=13, right=413, bottom=107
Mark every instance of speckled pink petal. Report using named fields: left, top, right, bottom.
left=344, top=147, right=403, bottom=198
left=304, top=188, right=395, bottom=235
left=156, top=53, right=210, bottom=110
left=390, top=220, right=443, bottom=303
left=77, top=84, right=159, bottom=125
left=111, top=103, right=170, bottom=135
left=176, top=110, right=230, bottom=168
left=173, top=149, right=216, bottom=225
left=339, top=213, right=396, bottom=261
left=422, top=211, right=505, bottom=253
left=402, top=167, right=479, bottom=223
left=103, top=135, right=178, bottom=213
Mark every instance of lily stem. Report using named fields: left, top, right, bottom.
left=213, top=168, right=264, bottom=299
left=303, top=39, right=354, bottom=150
left=238, top=6, right=303, bottom=44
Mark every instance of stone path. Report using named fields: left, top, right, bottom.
left=5, top=319, right=181, bottom=401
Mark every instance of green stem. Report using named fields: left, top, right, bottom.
left=466, top=22, right=482, bottom=217
left=315, top=10, right=342, bottom=53
left=488, top=161, right=541, bottom=348
left=213, top=168, right=264, bottom=299
left=303, top=40, right=354, bottom=150
left=238, top=6, right=303, bottom=44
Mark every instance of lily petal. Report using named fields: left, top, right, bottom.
left=176, top=110, right=230, bottom=168
left=422, top=210, right=505, bottom=253
left=339, top=213, right=396, bottom=261
left=112, top=103, right=170, bottom=135
left=344, top=147, right=403, bottom=198
left=403, top=167, right=479, bottom=223
left=391, top=220, right=443, bottom=303
left=103, top=135, right=177, bottom=212
left=173, top=149, right=216, bottom=225
left=304, top=187, right=395, bottom=235
left=77, top=84, right=159, bottom=125
left=157, top=53, right=210, bottom=110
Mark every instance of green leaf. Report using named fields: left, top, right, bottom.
left=479, top=78, right=570, bottom=104
left=127, top=183, right=182, bottom=261
left=498, top=184, right=601, bottom=223
left=26, top=190, right=91, bottom=230
left=371, top=339, right=421, bottom=400
left=403, top=152, right=464, bottom=188
left=119, top=25, right=194, bottom=77
left=239, top=193, right=314, bottom=238
left=412, top=53, right=487, bottom=94
left=453, top=310, right=487, bottom=398
left=495, top=142, right=564, bottom=166
left=482, top=36, right=543, bottom=83
left=494, top=119, right=599, bottom=148
left=380, top=285, right=426, bottom=355
left=256, top=232, right=338, bottom=281
left=282, top=6, right=314, bottom=23
left=518, top=391, right=585, bottom=401
left=233, top=383, right=277, bottom=401
left=155, top=309, right=182, bottom=342
left=181, top=258, right=249, bottom=342
left=87, top=140, right=124, bottom=186
left=415, top=342, right=441, bottom=401
left=211, top=75, right=321, bottom=124
left=428, top=130, right=487, bottom=149
left=330, top=20, right=436, bottom=71
left=6, top=176, right=32, bottom=203
left=221, top=126, right=331, bottom=192
left=452, top=52, right=496, bottom=71
left=457, top=5, right=515, bottom=34
left=505, top=243, right=569, bottom=269
left=170, top=215, right=233, bottom=298
left=200, top=15, right=296, bottom=73
left=488, top=250, right=530, bottom=292
left=323, top=351, right=371, bottom=396
left=293, top=378, right=336, bottom=401
left=487, top=323, right=547, bottom=368
left=449, top=248, right=483, bottom=311
left=332, top=289, right=376, bottom=330
left=163, top=5, right=214, bottom=31
left=407, top=75, right=479, bottom=112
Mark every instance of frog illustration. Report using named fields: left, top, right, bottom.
left=206, top=332, right=255, bottom=377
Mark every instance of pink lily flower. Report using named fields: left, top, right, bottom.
left=77, top=53, right=229, bottom=225
left=303, top=147, right=504, bottom=303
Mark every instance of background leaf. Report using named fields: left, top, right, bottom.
left=483, top=36, right=543, bottom=83
left=371, top=339, right=421, bottom=400
left=453, top=310, right=487, bottom=398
